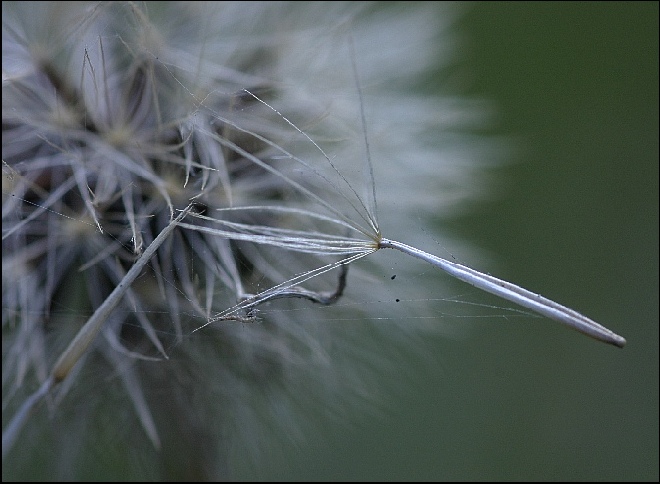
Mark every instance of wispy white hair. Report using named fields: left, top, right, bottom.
left=2, top=2, right=495, bottom=479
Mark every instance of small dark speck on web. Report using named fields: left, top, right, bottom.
left=391, top=275, right=396, bottom=280
left=395, top=299, right=400, bottom=302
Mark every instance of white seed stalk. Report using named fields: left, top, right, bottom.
left=378, top=239, right=626, bottom=347
left=2, top=205, right=192, bottom=458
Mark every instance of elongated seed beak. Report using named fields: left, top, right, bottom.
left=378, top=238, right=626, bottom=348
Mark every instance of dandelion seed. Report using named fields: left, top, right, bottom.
left=181, top=49, right=625, bottom=349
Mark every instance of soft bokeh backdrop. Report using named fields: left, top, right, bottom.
left=240, top=2, right=658, bottom=480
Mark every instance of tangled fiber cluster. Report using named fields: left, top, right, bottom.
left=3, top=2, right=492, bottom=479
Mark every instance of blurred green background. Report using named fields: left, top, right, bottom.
left=246, top=2, right=658, bottom=480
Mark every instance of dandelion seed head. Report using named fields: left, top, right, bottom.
left=2, top=2, right=496, bottom=479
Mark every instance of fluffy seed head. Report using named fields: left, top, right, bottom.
left=2, top=2, right=493, bottom=479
